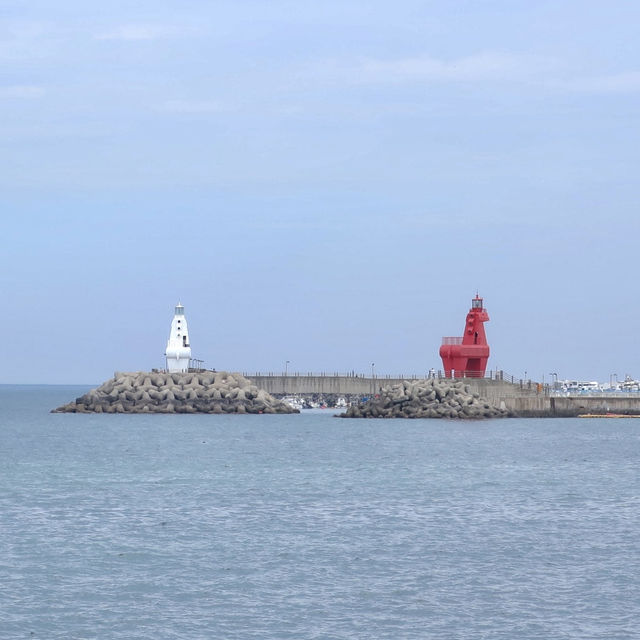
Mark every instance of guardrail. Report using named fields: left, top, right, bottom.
left=549, top=390, right=640, bottom=397
left=244, top=371, right=428, bottom=379
left=243, top=369, right=522, bottom=382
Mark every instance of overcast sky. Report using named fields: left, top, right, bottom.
left=2, top=1, right=639, bottom=384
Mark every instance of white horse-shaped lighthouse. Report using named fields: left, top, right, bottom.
left=165, top=302, right=191, bottom=372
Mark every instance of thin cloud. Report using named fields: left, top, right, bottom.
left=345, top=52, right=557, bottom=85
left=314, top=52, right=640, bottom=95
left=0, top=85, right=45, bottom=98
left=0, top=22, right=57, bottom=62
left=95, top=24, right=190, bottom=41
left=567, top=71, right=640, bottom=93
left=159, top=100, right=229, bottom=114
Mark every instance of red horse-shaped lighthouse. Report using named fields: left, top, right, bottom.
left=439, top=295, right=490, bottom=378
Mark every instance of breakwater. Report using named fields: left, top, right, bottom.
left=51, top=370, right=640, bottom=417
left=247, top=374, right=640, bottom=417
left=53, top=371, right=297, bottom=414
left=342, top=378, right=510, bottom=419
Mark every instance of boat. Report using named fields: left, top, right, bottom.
left=281, top=396, right=305, bottom=411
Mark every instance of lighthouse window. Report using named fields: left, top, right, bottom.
left=472, top=299, right=482, bottom=309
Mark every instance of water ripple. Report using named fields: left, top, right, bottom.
left=1, top=389, right=639, bottom=638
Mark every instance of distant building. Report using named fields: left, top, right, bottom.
left=165, top=302, right=191, bottom=372
left=561, top=380, right=600, bottom=393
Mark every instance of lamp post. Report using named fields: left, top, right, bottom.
left=285, top=360, right=289, bottom=376
left=371, top=363, right=375, bottom=397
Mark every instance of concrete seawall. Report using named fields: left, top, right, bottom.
left=245, top=375, right=640, bottom=416
left=246, top=375, right=541, bottom=400
left=246, top=375, right=409, bottom=396
left=500, top=395, right=640, bottom=417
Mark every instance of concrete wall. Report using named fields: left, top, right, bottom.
left=549, top=395, right=640, bottom=416
left=246, top=375, right=640, bottom=416
left=246, top=375, right=408, bottom=396
left=499, top=394, right=640, bottom=416
left=247, top=375, right=544, bottom=402
left=247, top=375, right=551, bottom=402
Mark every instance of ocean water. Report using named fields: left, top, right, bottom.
left=1, top=385, right=639, bottom=639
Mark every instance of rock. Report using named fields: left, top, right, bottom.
left=340, top=378, right=510, bottom=420
left=51, top=371, right=298, bottom=415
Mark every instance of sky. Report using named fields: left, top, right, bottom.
left=2, top=0, right=639, bottom=384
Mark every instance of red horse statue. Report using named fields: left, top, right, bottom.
left=439, top=295, right=490, bottom=378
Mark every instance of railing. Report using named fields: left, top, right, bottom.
left=441, top=337, right=463, bottom=345
left=243, top=370, right=522, bottom=383
left=245, top=371, right=410, bottom=378
left=549, top=389, right=640, bottom=397
left=439, top=369, right=493, bottom=380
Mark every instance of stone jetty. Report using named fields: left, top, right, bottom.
left=52, top=371, right=298, bottom=414
left=341, top=378, right=511, bottom=419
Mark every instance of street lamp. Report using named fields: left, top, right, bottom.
left=370, top=363, right=376, bottom=397
left=285, top=360, right=290, bottom=376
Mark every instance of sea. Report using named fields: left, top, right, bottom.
left=1, top=385, right=639, bottom=639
